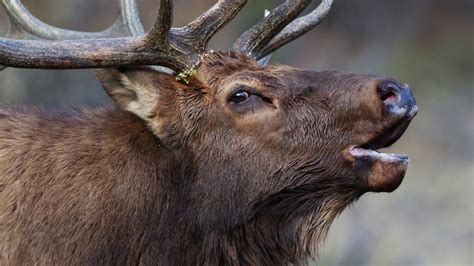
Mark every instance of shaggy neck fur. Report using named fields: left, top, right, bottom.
left=0, top=106, right=360, bottom=265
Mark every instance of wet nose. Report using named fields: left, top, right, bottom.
left=376, top=80, right=417, bottom=118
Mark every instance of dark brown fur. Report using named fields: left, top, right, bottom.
left=1, top=52, right=406, bottom=265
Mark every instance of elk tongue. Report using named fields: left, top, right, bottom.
left=347, top=147, right=409, bottom=192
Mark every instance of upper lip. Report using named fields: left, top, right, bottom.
left=361, top=117, right=413, bottom=150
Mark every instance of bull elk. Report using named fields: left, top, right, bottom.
left=0, top=0, right=418, bottom=265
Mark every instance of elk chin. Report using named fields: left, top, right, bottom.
left=344, top=146, right=409, bottom=192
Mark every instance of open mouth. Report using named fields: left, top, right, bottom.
left=346, top=116, right=415, bottom=192
left=356, top=117, right=413, bottom=161
left=344, top=80, right=417, bottom=192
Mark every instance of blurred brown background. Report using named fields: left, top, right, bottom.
left=0, top=0, right=472, bottom=265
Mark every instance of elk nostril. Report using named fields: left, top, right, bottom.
left=376, top=80, right=417, bottom=118
left=377, top=82, right=401, bottom=105
left=381, top=90, right=398, bottom=103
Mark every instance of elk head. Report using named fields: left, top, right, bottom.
left=0, top=0, right=417, bottom=258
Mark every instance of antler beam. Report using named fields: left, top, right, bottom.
left=0, top=37, right=195, bottom=70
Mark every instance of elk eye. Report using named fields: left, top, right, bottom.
left=230, top=90, right=250, bottom=104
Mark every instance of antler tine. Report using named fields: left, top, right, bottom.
left=177, top=0, right=247, bottom=52
left=118, top=0, right=145, bottom=36
left=143, top=0, right=172, bottom=47
left=0, top=0, right=146, bottom=40
left=232, top=0, right=311, bottom=57
left=256, top=0, right=333, bottom=60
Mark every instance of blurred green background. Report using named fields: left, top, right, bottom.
left=0, top=0, right=472, bottom=265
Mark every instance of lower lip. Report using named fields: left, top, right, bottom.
left=349, top=147, right=409, bottom=164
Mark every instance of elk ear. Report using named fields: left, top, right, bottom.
left=95, top=67, right=170, bottom=122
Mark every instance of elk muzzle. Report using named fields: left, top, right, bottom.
left=345, top=80, right=417, bottom=192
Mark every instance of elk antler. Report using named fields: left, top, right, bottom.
left=233, top=0, right=333, bottom=60
left=0, top=0, right=332, bottom=71
left=0, top=0, right=246, bottom=71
